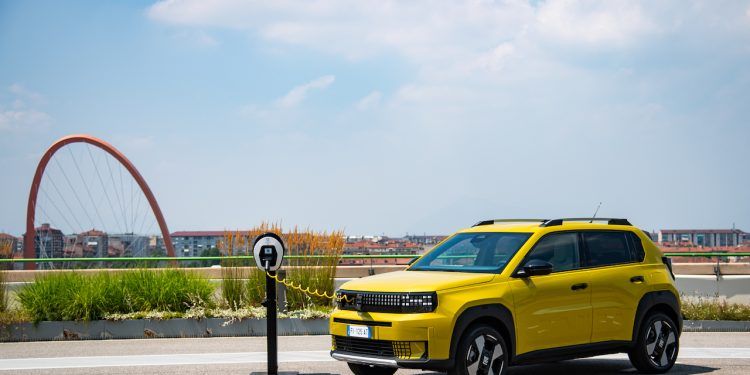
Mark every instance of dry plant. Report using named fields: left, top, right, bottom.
left=218, top=223, right=344, bottom=310
left=285, top=226, right=345, bottom=310
left=0, top=239, right=13, bottom=312
left=217, top=231, right=249, bottom=309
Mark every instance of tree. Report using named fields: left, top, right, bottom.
left=199, top=247, right=222, bottom=267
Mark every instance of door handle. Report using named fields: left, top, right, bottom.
left=571, top=283, right=588, bottom=291
left=630, top=276, right=645, bottom=283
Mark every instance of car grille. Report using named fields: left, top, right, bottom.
left=333, top=336, right=419, bottom=359
left=337, top=290, right=437, bottom=313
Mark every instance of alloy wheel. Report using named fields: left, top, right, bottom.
left=465, top=333, right=504, bottom=375
left=644, top=319, right=678, bottom=368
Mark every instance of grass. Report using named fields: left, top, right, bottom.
left=285, top=227, right=344, bottom=310
left=217, top=224, right=344, bottom=310
left=682, top=296, right=750, bottom=321
left=0, top=270, right=6, bottom=314
left=0, top=239, right=12, bottom=313
left=218, top=231, right=251, bottom=309
left=16, top=269, right=214, bottom=322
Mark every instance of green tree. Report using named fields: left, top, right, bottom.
left=199, top=247, right=221, bottom=267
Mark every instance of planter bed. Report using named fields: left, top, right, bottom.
left=1, top=318, right=328, bottom=342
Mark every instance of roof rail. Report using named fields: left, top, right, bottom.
left=540, top=218, right=632, bottom=227
left=473, top=219, right=549, bottom=227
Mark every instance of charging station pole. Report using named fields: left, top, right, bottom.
left=253, top=233, right=286, bottom=375
left=266, top=270, right=278, bottom=375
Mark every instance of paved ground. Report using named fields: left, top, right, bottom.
left=1, top=333, right=749, bottom=374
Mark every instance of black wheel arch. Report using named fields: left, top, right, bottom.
left=632, top=290, right=682, bottom=344
left=450, top=304, right=516, bottom=364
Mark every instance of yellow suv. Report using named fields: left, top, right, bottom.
left=330, top=218, right=681, bottom=375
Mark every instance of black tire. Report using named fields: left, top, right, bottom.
left=450, top=324, right=509, bottom=375
left=628, top=312, right=680, bottom=374
left=347, top=362, right=397, bottom=375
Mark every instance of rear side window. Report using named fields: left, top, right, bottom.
left=583, top=231, right=633, bottom=267
left=628, top=232, right=646, bottom=262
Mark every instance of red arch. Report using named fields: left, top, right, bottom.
left=23, top=134, right=175, bottom=269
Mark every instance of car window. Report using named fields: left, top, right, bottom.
left=410, top=232, right=531, bottom=273
left=628, top=232, right=646, bottom=262
left=584, top=231, right=633, bottom=267
left=525, top=232, right=581, bottom=272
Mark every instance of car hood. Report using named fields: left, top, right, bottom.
left=339, top=270, right=495, bottom=292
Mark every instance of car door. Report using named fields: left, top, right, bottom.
left=582, top=230, right=648, bottom=343
left=509, top=232, right=593, bottom=355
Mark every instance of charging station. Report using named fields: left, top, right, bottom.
left=252, top=232, right=286, bottom=375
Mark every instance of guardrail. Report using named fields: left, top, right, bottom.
left=1, top=252, right=750, bottom=264
left=0, top=254, right=418, bottom=264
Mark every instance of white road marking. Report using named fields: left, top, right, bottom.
left=1, top=347, right=749, bottom=370
left=0, top=350, right=334, bottom=370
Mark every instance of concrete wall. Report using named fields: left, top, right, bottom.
left=676, top=275, right=750, bottom=304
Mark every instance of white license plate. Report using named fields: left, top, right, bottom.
left=347, top=325, right=371, bottom=338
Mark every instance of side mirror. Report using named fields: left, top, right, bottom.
left=514, top=259, right=553, bottom=278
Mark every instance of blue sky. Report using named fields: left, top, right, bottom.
left=1, top=0, right=750, bottom=236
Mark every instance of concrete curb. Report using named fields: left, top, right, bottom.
left=683, top=320, right=750, bottom=332
left=2, top=319, right=748, bottom=342
left=0, top=318, right=329, bottom=342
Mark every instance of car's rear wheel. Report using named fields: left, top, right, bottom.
left=628, top=312, right=680, bottom=373
left=450, top=324, right=508, bottom=375
left=347, top=362, right=397, bottom=375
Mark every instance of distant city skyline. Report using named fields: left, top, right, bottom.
left=2, top=1, right=750, bottom=237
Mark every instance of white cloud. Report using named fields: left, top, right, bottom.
left=276, top=75, right=335, bottom=108
left=0, top=108, right=51, bottom=131
left=467, top=43, right=516, bottom=73
left=148, top=0, right=536, bottom=63
left=536, top=0, right=658, bottom=46
left=147, top=0, right=667, bottom=68
left=355, top=91, right=382, bottom=111
left=8, top=83, right=44, bottom=102
left=0, top=84, right=51, bottom=132
left=174, top=30, right=218, bottom=46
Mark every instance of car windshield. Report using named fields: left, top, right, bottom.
left=409, top=232, right=532, bottom=273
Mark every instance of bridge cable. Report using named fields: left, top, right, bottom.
left=41, top=184, right=85, bottom=265
left=118, top=161, right=128, bottom=233
left=130, top=173, right=135, bottom=233
left=35, top=202, right=55, bottom=269
left=102, top=152, right=128, bottom=234
left=135, top=197, right=151, bottom=236
left=45, top=173, right=85, bottom=233
left=132, top=189, right=143, bottom=236
left=53, top=156, right=99, bottom=232
left=40, top=186, right=78, bottom=236
left=68, top=147, right=110, bottom=234
left=86, top=145, right=124, bottom=234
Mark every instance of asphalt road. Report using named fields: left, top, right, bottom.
left=1, top=333, right=749, bottom=375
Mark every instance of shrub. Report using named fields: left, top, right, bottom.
left=285, top=227, right=344, bottom=310
left=0, top=270, right=7, bottom=314
left=218, top=231, right=253, bottom=309
left=17, top=269, right=214, bottom=322
left=682, top=296, right=750, bottom=321
left=217, top=224, right=344, bottom=310
left=0, top=239, right=12, bottom=313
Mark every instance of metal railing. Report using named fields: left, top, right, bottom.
left=0, top=254, right=417, bottom=264
left=1, top=252, right=748, bottom=265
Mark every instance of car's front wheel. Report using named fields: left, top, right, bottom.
left=628, top=312, right=680, bottom=373
left=347, top=362, right=397, bottom=375
left=451, top=324, right=508, bottom=375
